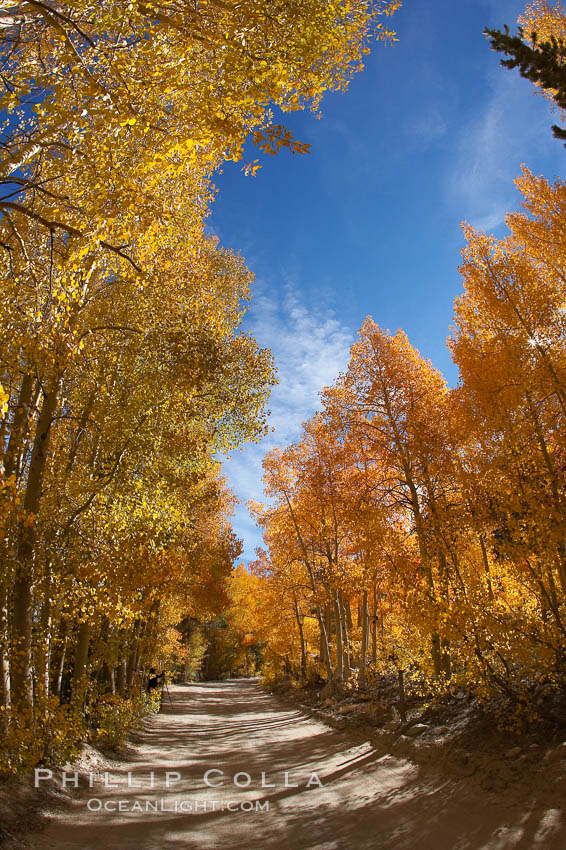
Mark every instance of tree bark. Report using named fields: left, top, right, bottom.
left=338, top=591, right=351, bottom=677
left=126, top=620, right=141, bottom=695
left=333, top=595, right=344, bottom=686
left=293, top=594, right=307, bottom=680
left=11, top=377, right=61, bottom=714
left=371, top=584, right=378, bottom=663
left=50, top=618, right=68, bottom=701
left=35, top=560, right=52, bottom=700
left=101, top=662, right=116, bottom=694
left=359, top=589, right=369, bottom=690
left=316, top=603, right=334, bottom=689
left=71, top=620, right=91, bottom=712
left=3, top=373, right=39, bottom=480
left=0, top=581, right=10, bottom=723
left=116, top=659, right=127, bottom=696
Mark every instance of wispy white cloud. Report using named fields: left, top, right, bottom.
left=408, top=107, right=448, bottom=149
left=449, top=62, right=555, bottom=232
left=222, top=281, right=353, bottom=560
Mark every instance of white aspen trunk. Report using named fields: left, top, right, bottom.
left=359, top=589, right=369, bottom=690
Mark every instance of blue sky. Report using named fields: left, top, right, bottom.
left=209, top=0, right=565, bottom=562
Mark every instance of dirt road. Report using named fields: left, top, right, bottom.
left=28, top=680, right=564, bottom=849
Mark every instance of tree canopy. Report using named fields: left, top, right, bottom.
left=0, top=0, right=400, bottom=772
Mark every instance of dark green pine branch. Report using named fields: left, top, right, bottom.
left=484, top=24, right=566, bottom=146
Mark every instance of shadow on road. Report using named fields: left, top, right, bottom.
left=28, top=680, right=565, bottom=850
